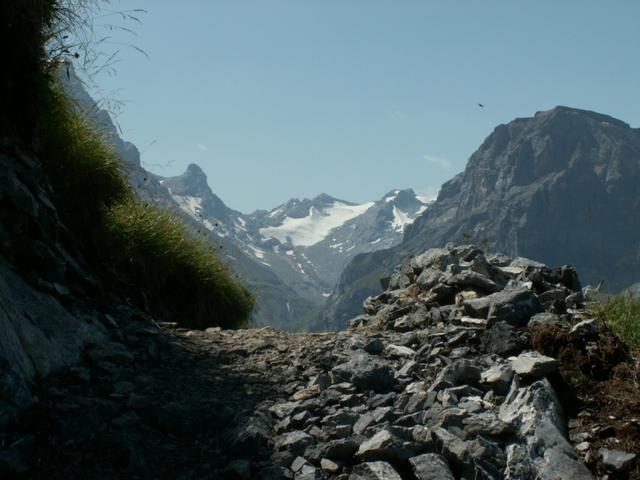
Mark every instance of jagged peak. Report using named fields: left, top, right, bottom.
left=183, top=163, right=207, bottom=179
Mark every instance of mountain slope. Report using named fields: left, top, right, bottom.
left=323, top=106, right=640, bottom=330
left=162, top=166, right=432, bottom=306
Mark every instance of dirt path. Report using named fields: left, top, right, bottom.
left=5, top=317, right=335, bottom=479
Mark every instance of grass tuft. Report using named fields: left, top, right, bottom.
left=105, top=200, right=254, bottom=328
left=589, top=293, right=640, bottom=348
left=38, top=81, right=130, bottom=232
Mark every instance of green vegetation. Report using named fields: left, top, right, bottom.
left=589, top=293, right=640, bottom=348
left=105, top=200, right=254, bottom=328
left=38, top=83, right=130, bottom=232
left=1, top=0, right=254, bottom=328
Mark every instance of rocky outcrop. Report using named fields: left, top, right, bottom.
left=0, top=152, right=107, bottom=416
left=325, top=106, right=640, bottom=330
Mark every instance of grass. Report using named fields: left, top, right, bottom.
left=38, top=81, right=130, bottom=233
left=105, top=200, right=254, bottom=329
left=589, top=293, right=640, bottom=348
left=35, top=77, right=253, bottom=329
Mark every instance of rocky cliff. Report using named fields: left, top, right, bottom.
left=324, top=107, right=640, bottom=330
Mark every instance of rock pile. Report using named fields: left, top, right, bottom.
left=257, top=245, right=623, bottom=479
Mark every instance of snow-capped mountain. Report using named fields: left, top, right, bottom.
left=161, top=164, right=433, bottom=305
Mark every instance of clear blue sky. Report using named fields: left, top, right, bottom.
left=92, top=0, right=640, bottom=213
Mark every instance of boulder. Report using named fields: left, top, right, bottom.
left=349, top=461, right=402, bottom=480
left=510, top=351, right=559, bottom=378
left=331, top=355, right=396, bottom=392
left=600, top=448, right=636, bottom=472
left=408, top=453, right=455, bottom=480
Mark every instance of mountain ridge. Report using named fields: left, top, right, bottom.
left=322, top=105, right=640, bottom=330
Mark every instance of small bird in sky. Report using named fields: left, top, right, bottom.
left=477, top=103, right=485, bottom=108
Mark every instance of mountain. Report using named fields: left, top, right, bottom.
left=161, top=165, right=432, bottom=307
left=322, top=106, right=640, bottom=330
left=62, top=70, right=432, bottom=330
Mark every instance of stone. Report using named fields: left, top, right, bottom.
left=480, top=364, right=513, bottom=394
left=320, top=458, right=340, bottom=474
left=431, top=427, right=469, bottom=467
left=317, top=438, right=360, bottom=461
left=429, top=359, right=481, bottom=391
left=600, top=448, right=636, bottom=472
left=385, top=344, right=416, bottom=358
left=291, top=456, right=311, bottom=473
left=349, top=461, right=402, bottom=480
left=275, top=431, right=314, bottom=456
left=229, top=415, right=272, bottom=457
left=408, top=453, right=455, bottom=480
left=464, top=286, right=542, bottom=326
left=528, top=312, right=562, bottom=327
left=504, top=443, right=536, bottom=479
left=363, top=338, right=384, bottom=355
left=481, top=322, right=527, bottom=356
left=355, top=430, right=408, bottom=463
left=308, top=374, right=331, bottom=390
left=353, top=413, right=374, bottom=435
left=500, top=379, right=593, bottom=479
left=271, top=401, right=302, bottom=419
left=411, top=248, right=457, bottom=272
left=416, top=268, right=445, bottom=290
left=295, top=464, right=320, bottom=480
left=446, top=270, right=501, bottom=293
left=569, top=319, right=599, bottom=339
left=331, top=355, right=396, bottom=393
left=293, top=385, right=321, bottom=401
left=462, top=412, right=516, bottom=437
left=510, top=351, right=560, bottom=378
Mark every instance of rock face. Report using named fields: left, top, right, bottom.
left=324, top=106, right=640, bottom=330
left=0, top=152, right=107, bottom=416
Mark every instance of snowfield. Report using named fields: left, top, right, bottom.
left=259, top=201, right=374, bottom=247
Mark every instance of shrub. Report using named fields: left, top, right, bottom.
left=589, top=293, right=640, bottom=348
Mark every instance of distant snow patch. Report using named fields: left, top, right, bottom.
left=416, top=194, right=437, bottom=204
left=371, top=238, right=381, bottom=244
left=247, top=244, right=265, bottom=259
left=259, top=201, right=374, bottom=247
left=390, top=206, right=412, bottom=232
left=172, top=194, right=203, bottom=219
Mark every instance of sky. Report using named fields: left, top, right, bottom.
left=90, top=0, right=640, bottom=213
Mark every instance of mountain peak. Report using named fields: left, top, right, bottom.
left=312, top=193, right=342, bottom=205
left=533, top=106, right=630, bottom=129
left=162, top=162, right=212, bottom=198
